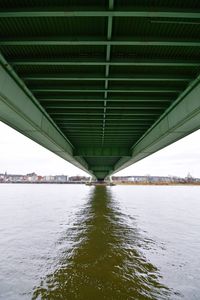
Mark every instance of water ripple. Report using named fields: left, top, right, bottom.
left=32, top=186, right=174, bottom=300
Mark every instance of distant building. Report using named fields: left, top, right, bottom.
left=69, top=176, right=90, bottom=182
left=1, top=171, right=200, bottom=184
left=54, top=175, right=68, bottom=182
left=0, top=173, right=5, bottom=182
left=26, top=172, right=38, bottom=182
left=43, top=175, right=55, bottom=182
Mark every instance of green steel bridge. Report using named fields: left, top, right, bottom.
left=0, top=1, right=200, bottom=180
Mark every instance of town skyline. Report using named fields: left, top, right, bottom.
left=1, top=171, right=199, bottom=184
left=0, top=170, right=196, bottom=179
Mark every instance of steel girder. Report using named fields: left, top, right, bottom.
left=109, top=76, right=200, bottom=176
left=0, top=63, right=92, bottom=176
left=1, top=1, right=200, bottom=180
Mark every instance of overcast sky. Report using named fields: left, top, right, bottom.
left=0, top=121, right=200, bottom=178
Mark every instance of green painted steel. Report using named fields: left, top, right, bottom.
left=2, top=40, right=200, bottom=47
left=0, top=10, right=200, bottom=18
left=0, top=1, right=200, bottom=180
left=31, top=88, right=181, bottom=93
left=10, top=60, right=200, bottom=67
left=23, top=75, right=192, bottom=82
left=0, top=62, right=90, bottom=175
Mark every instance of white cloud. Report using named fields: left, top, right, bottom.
left=0, top=122, right=87, bottom=176
left=116, top=129, right=200, bottom=178
left=0, top=121, right=200, bottom=178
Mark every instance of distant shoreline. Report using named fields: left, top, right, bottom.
left=114, top=182, right=200, bottom=186
left=0, top=182, right=200, bottom=186
left=0, top=182, right=84, bottom=184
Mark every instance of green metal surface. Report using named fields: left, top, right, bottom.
left=10, top=60, right=200, bottom=67
left=1, top=10, right=200, bottom=18
left=0, top=1, right=200, bottom=179
left=23, top=75, right=192, bottom=82
left=2, top=39, right=200, bottom=47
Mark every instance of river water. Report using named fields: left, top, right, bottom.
left=0, top=184, right=200, bottom=300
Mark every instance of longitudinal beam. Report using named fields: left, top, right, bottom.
left=110, top=75, right=200, bottom=175
left=0, top=61, right=91, bottom=175
left=102, top=0, right=114, bottom=146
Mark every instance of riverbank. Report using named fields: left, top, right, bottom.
left=0, top=181, right=84, bottom=184
left=1, top=182, right=200, bottom=186
left=114, top=182, right=200, bottom=186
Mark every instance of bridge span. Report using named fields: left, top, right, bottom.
left=0, top=1, right=200, bottom=180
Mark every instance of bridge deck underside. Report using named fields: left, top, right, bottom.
left=0, top=0, right=200, bottom=179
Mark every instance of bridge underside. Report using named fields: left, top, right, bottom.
left=1, top=1, right=200, bottom=179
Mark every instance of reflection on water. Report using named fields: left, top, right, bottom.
left=32, top=186, right=173, bottom=300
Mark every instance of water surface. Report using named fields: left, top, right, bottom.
left=0, top=184, right=200, bottom=299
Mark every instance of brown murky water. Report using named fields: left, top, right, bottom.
left=0, top=184, right=200, bottom=299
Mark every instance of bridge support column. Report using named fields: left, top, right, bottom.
left=109, top=176, right=113, bottom=183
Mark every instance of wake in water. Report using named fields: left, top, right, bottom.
left=32, top=186, right=174, bottom=300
